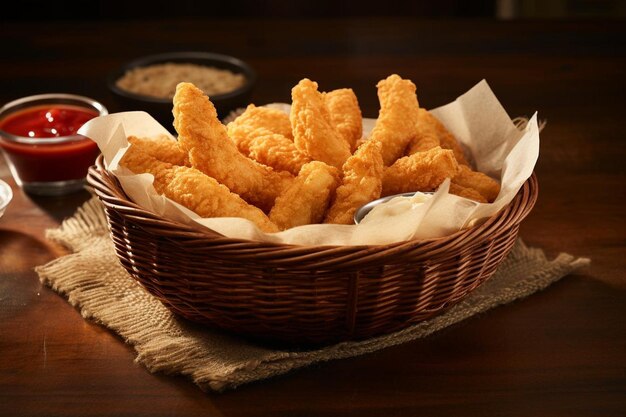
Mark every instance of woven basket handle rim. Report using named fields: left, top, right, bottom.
left=86, top=155, right=538, bottom=261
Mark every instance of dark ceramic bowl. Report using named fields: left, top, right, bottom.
left=107, top=52, right=257, bottom=130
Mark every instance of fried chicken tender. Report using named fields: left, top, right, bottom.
left=382, top=147, right=459, bottom=196
left=452, top=165, right=500, bottom=203
left=324, top=139, right=384, bottom=225
left=407, top=109, right=469, bottom=166
left=324, top=88, right=362, bottom=153
left=269, top=161, right=340, bottom=230
left=119, top=144, right=279, bottom=233
left=227, top=104, right=293, bottom=146
left=227, top=110, right=311, bottom=175
left=438, top=130, right=469, bottom=168
left=246, top=133, right=311, bottom=176
left=448, top=183, right=487, bottom=203
left=405, top=109, right=440, bottom=154
left=127, top=135, right=189, bottom=166
left=291, top=79, right=352, bottom=169
left=369, top=74, right=420, bottom=166
left=173, top=82, right=293, bottom=212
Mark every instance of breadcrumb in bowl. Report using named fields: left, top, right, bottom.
left=107, top=52, right=256, bottom=129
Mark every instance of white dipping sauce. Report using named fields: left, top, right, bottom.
left=361, top=192, right=433, bottom=224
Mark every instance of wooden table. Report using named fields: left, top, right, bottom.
left=0, top=18, right=624, bottom=417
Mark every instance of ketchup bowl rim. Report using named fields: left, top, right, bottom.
left=0, top=179, right=12, bottom=214
left=0, top=93, right=108, bottom=145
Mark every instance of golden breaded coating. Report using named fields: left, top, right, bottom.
left=324, top=88, right=362, bottom=153
left=119, top=142, right=175, bottom=183
left=448, top=183, right=487, bottom=203
left=408, top=109, right=469, bottom=166
left=127, top=135, right=189, bottom=166
left=291, top=79, right=352, bottom=169
left=452, top=165, right=500, bottom=203
left=352, top=137, right=368, bottom=153
left=120, top=144, right=279, bottom=233
left=382, top=147, right=459, bottom=196
left=369, top=74, right=420, bottom=166
left=227, top=117, right=310, bottom=176
left=438, top=129, right=469, bottom=167
left=227, top=104, right=293, bottom=147
left=226, top=118, right=258, bottom=154
left=405, top=109, right=440, bottom=154
left=173, top=82, right=293, bottom=212
left=269, top=161, right=340, bottom=230
left=247, top=133, right=311, bottom=176
left=324, top=140, right=384, bottom=225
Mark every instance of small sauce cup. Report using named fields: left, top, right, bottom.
left=0, top=94, right=107, bottom=195
left=354, top=192, right=434, bottom=224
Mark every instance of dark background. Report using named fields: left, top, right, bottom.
left=1, top=2, right=626, bottom=416
left=3, top=0, right=626, bottom=21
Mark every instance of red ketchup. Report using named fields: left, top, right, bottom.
left=0, top=105, right=100, bottom=183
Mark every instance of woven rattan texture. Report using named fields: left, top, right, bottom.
left=87, top=156, right=538, bottom=345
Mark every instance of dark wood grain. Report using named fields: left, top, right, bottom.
left=0, top=18, right=624, bottom=417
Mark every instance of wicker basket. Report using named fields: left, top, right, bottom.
left=87, top=155, right=538, bottom=346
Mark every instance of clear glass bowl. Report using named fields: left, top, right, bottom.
left=0, top=179, right=12, bottom=218
left=0, top=94, right=107, bottom=196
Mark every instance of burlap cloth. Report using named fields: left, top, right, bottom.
left=35, top=197, right=589, bottom=392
